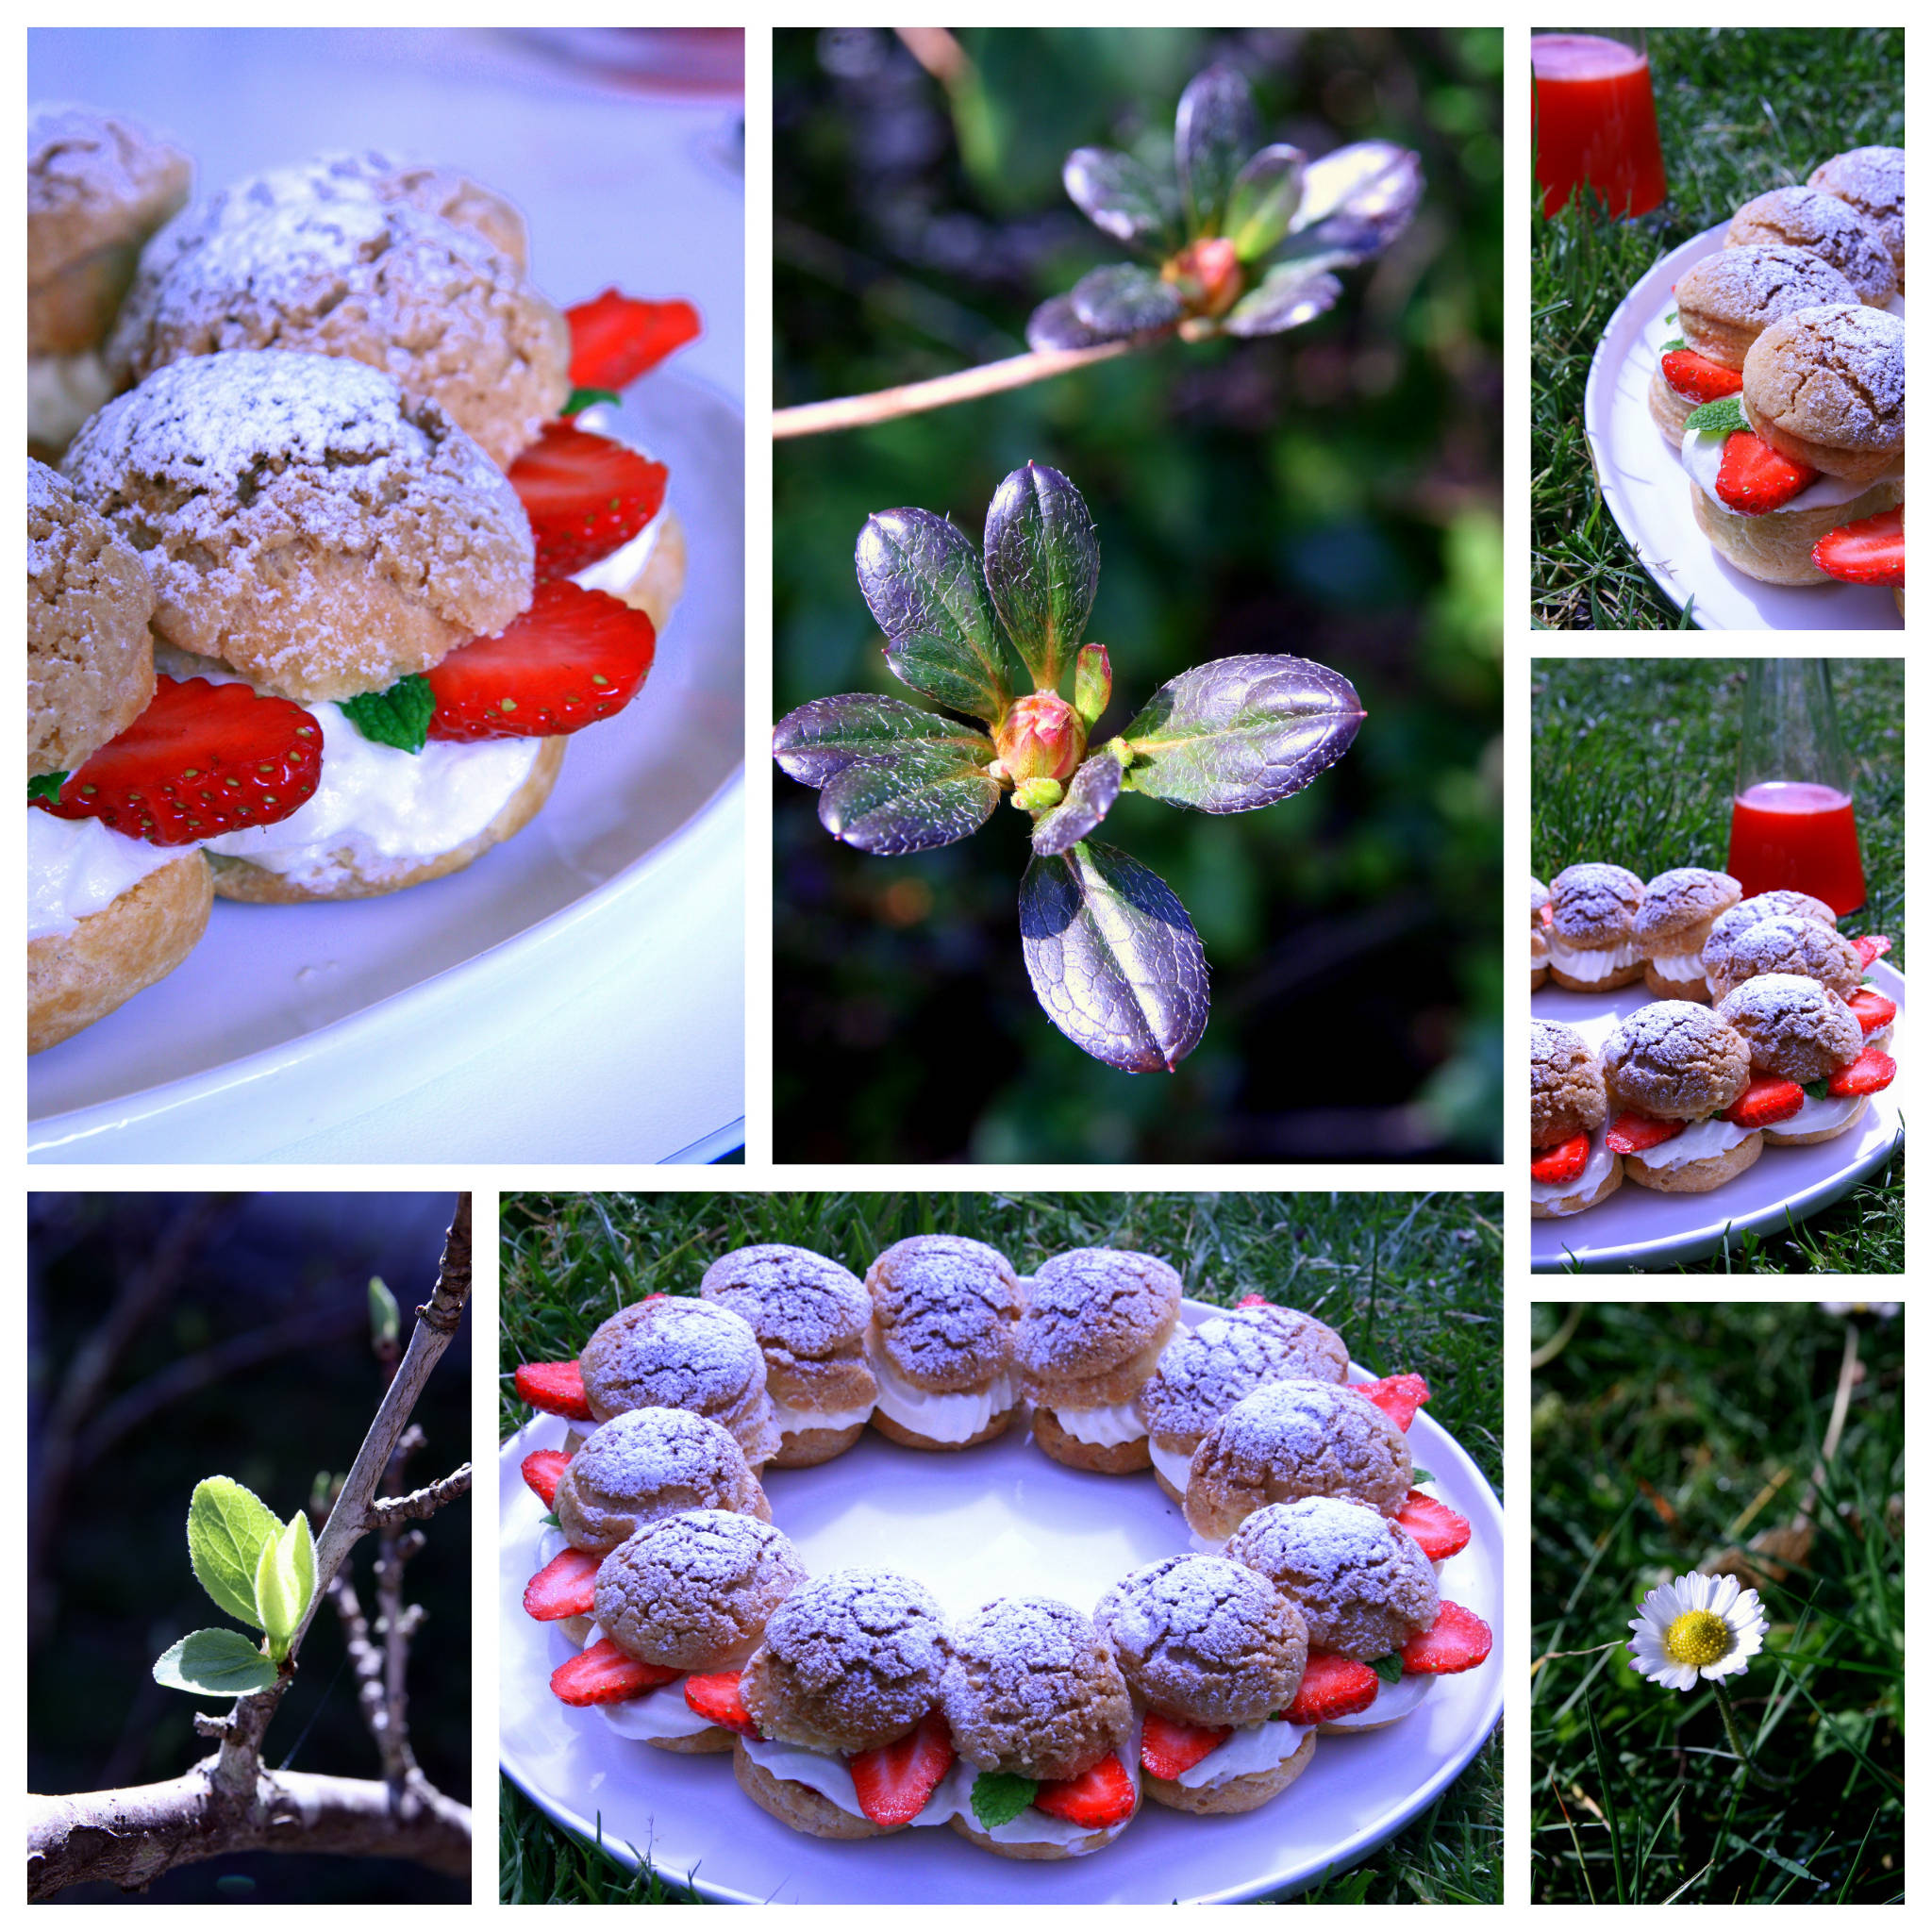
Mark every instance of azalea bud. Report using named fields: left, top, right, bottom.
left=1074, top=642, right=1112, bottom=728
left=994, top=691, right=1086, bottom=787
left=1161, top=237, right=1243, bottom=317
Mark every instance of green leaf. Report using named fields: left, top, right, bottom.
left=819, top=744, right=1001, bottom=856
left=28, top=772, right=66, bottom=804
left=1224, top=143, right=1306, bottom=260
left=1062, top=146, right=1180, bottom=250
left=153, top=1627, right=279, bottom=1699
left=982, top=462, right=1099, bottom=691
left=772, top=693, right=992, bottom=790
left=1685, top=393, right=1745, bottom=436
left=253, top=1509, right=316, bottom=1649
left=855, top=509, right=1012, bottom=724
left=1019, top=841, right=1209, bottom=1073
left=1174, top=63, right=1259, bottom=235
left=1121, top=654, right=1365, bottom=813
left=1283, top=141, right=1423, bottom=267
left=188, top=1477, right=283, bottom=1630
left=1024, top=294, right=1111, bottom=354
left=969, top=1770, right=1040, bottom=1830
left=1032, top=751, right=1124, bottom=857
left=340, top=675, right=434, bottom=754
left=1067, top=263, right=1186, bottom=339
left=1223, top=264, right=1342, bottom=339
left=1371, top=1653, right=1405, bottom=1684
left=561, top=386, right=623, bottom=416
left=368, top=1275, right=400, bottom=1347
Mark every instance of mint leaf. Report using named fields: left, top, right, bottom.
left=153, top=1628, right=279, bottom=1698
left=188, top=1477, right=283, bottom=1630
left=1411, top=1465, right=1435, bottom=1486
left=1371, top=1653, right=1405, bottom=1685
left=1684, top=393, right=1746, bottom=437
left=562, top=387, right=623, bottom=417
left=340, top=675, right=433, bottom=754
left=28, top=772, right=66, bottom=804
left=1804, top=1076, right=1833, bottom=1101
left=1660, top=336, right=1686, bottom=353
left=970, top=1770, right=1040, bottom=1829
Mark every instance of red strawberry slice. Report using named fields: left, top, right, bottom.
left=1846, top=988, right=1897, bottom=1035
left=523, top=1546, right=601, bottom=1622
left=514, top=1359, right=591, bottom=1421
left=1350, top=1374, right=1432, bottom=1432
left=1715, top=429, right=1819, bottom=515
left=550, top=1637, right=679, bottom=1707
left=1530, top=1132, right=1590, bottom=1186
left=426, top=580, right=657, bottom=741
left=1033, top=1753, right=1136, bottom=1829
left=1853, top=935, right=1891, bottom=968
left=34, top=675, right=321, bottom=845
left=1396, top=1489, right=1472, bottom=1560
left=1812, top=505, right=1904, bottom=586
left=1606, top=1110, right=1684, bottom=1155
left=1285, top=1650, right=1381, bottom=1724
left=1140, top=1708, right=1233, bottom=1780
left=521, top=1449, right=570, bottom=1508
left=1399, top=1601, right=1492, bottom=1675
left=683, top=1671, right=760, bottom=1738
left=508, top=420, right=671, bottom=581
left=1660, top=347, right=1743, bottom=403
left=1826, top=1045, right=1896, bottom=1098
left=1236, top=1294, right=1270, bottom=1308
left=848, top=1710, right=955, bottom=1826
left=565, top=290, right=701, bottom=392
left=1724, top=1075, right=1805, bottom=1130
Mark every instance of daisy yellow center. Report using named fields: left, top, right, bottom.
left=1664, top=1608, right=1732, bottom=1668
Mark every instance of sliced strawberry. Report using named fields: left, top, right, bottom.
left=1284, top=1650, right=1380, bottom=1724
left=550, top=1636, right=679, bottom=1707
left=1140, top=1708, right=1233, bottom=1780
left=1660, top=346, right=1742, bottom=403
left=1395, top=1489, right=1472, bottom=1560
left=1399, top=1600, right=1492, bottom=1675
left=514, top=1358, right=591, bottom=1421
left=1812, top=505, right=1904, bottom=586
left=848, top=1710, right=955, bottom=1826
left=1236, top=1294, right=1270, bottom=1308
left=1846, top=988, right=1897, bottom=1035
left=34, top=675, right=321, bottom=845
left=509, top=420, right=671, bottom=580
left=523, top=1546, right=601, bottom=1622
left=1529, top=1132, right=1590, bottom=1186
left=1350, top=1374, right=1432, bottom=1432
left=520, top=1448, right=570, bottom=1508
left=1605, top=1110, right=1684, bottom=1156
left=1724, top=1075, right=1805, bottom=1130
left=1715, top=429, right=1820, bottom=515
left=1853, top=935, right=1892, bottom=968
left=1033, top=1753, right=1135, bottom=1829
left=1826, top=1045, right=1896, bottom=1098
left=683, top=1670, right=760, bottom=1738
left=426, top=580, right=657, bottom=741
left=565, top=290, right=701, bottom=392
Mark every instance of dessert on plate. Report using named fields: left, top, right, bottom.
left=1634, top=865, right=1740, bottom=1001
left=1714, top=973, right=1898, bottom=1145
left=1599, top=1000, right=1758, bottom=1193
left=1546, top=862, right=1646, bottom=991
left=1530, top=1018, right=1623, bottom=1217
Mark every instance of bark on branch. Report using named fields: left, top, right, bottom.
left=369, top=1464, right=472, bottom=1529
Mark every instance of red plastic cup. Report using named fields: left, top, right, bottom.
left=1532, top=31, right=1668, bottom=219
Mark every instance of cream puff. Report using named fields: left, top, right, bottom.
left=1600, top=1000, right=1757, bottom=1192
left=1715, top=973, right=1897, bottom=1145
left=1530, top=1019, right=1623, bottom=1218
left=1546, top=862, right=1646, bottom=991
left=1634, top=866, right=1741, bottom=999
left=1702, top=891, right=1837, bottom=988
left=1530, top=876, right=1551, bottom=990
left=552, top=1406, right=771, bottom=1557
left=1807, top=146, right=1904, bottom=291
left=1726, top=185, right=1896, bottom=308
left=1702, top=913, right=1864, bottom=1004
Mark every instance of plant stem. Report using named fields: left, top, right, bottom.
left=1712, top=1678, right=1788, bottom=1789
left=773, top=340, right=1142, bottom=440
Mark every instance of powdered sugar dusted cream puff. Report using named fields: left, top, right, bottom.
left=1807, top=146, right=1904, bottom=291
left=1702, top=890, right=1837, bottom=983
left=1530, top=1019, right=1622, bottom=1218
left=1726, top=185, right=1896, bottom=308
left=863, top=1236, right=1024, bottom=1451
left=1530, top=875, right=1551, bottom=990
left=1011, top=1247, right=1182, bottom=1474
left=1715, top=973, right=1896, bottom=1144
left=1634, top=866, right=1741, bottom=1000
left=1702, top=913, right=1864, bottom=1004
left=1600, top=1000, right=1757, bottom=1193
left=554, top=1406, right=771, bottom=1557
left=1547, top=862, right=1645, bottom=991
left=699, top=1244, right=877, bottom=1468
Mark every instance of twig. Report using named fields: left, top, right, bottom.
left=369, top=1466, right=472, bottom=1529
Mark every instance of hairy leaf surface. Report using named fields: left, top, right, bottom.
left=773, top=693, right=991, bottom=789
left=819, top=744, right=1001, bottom=855
left=1031, top=750, right=1124, bottom=857
left=1174, top=64, right=1259, bottom=235
left=1062, top=146, right=1179, bottom=249
left=1025, top=293, right=1112, bottom=354
left=1284, top=142, right=1424, bottom=266
left=1224, top=144, right=1306, bottom=261
left=153, top=1628, right=278, bottom=1698
left=188, top=1476, right=283, bottom=1631
left=1069, top=264, right=1187, bottom=338
left=1121, top=654, right=1365, bottom=812
left=983, top=462, right=1099, bottom=691
left=856, top=509, right=1011, bottom=722
left=1224, top=264, right=1342, bottom=337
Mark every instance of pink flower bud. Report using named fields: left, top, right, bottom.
left=1161, top=237, right=1244, bottom=317
left=994, top=691, right=1087, bottom=787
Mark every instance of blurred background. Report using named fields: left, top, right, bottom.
left=28, top=1193, right=470, bottom=1904
left=774, top=26, right=1503, bottom=1163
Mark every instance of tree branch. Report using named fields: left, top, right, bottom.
left=368, top=1466, right=472, bottom=1529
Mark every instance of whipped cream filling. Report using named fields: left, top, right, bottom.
left=1548, top=935, right=1641, bottom=978
left=1646, top=948, right=1708, bottom=983
left=770, top=1396, right=875, bottom=1438
left=572, top=1622, right=715, bottom=1740
left=741, top=1734, right=955, bottom=1826
left=933, top=1713, right=1142, bottom=1850
left=1321, top=1671, right=1436, bottom=1730
left=1048, top=1400, right=1147, bottom=1447
left=1632, top=1116, right=1754, bottom=1170
left=1174, top=1717, right=1310, bottom=1790
left=870, top=1352, right=1013, bottom=1444
left=571, top=508, right=665, bottom=599
left=27, top=808, right=192, bottom=940
left=1530, top=1129, right=1619, bottom=1211
left=1771, top=1090, right=1866, bottom=1135
left=1682, top=422, right=1900, bottom=516
left=28, top=348, right=114, bottom=447
left=1149, top=1440, right=1198, bottom=1494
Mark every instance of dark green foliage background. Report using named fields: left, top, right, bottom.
left=774, top=27, right=1503, bottom=1162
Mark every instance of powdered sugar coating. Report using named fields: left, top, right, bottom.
left=556, top=1405, right=767, bottom=1555
left=1600, top=1001, right=1751, bottom=1117
left=1530, top=876, right=1550, bottom=919
left=941, top=1595, right=1133, bottom=1781
left=1094, top=1555, right=1307, bottom=1726
left=1704, top=891, right=1837, bottom=975
left=1225, top=1497, right=1440, bottom=1660
left=1808, top=146, right=1905, bottom=268
left=1703, top=914, right=1863, bottom=1003
left=1012, top=1247, right=1182, bottom=1392
left=1550, top=862, right=1643, bottom=943
left=1728, top=188, right=1895, bottom=305
left=1675, top=244, right=1857, bottom=338
left=578, top=1298, right=779, bottom=1467
left=1715, top=973, right=1863, bottom=1081
left=1137, top=1310, right=1345, bottom=1450
left=1743, top=305, right=1905, bottom=456
left=1531, top=1019, right=1607, bottom=1145
left=699, top=1244, right=873, bottom=1359
left=865, top=1235, right=1022, bottom=1391
left=1634, top=868, right=1740, bottom=945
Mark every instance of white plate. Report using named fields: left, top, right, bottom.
left=1530, top=958, right=1905, bottom=1272
left=1583, top=225, right=1904, bottom=632
left=497, top=1302, right=1504, bottom=1904
left=29, top=372, right=745, bottom=1160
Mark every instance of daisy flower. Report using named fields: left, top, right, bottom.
left=1627, top=1572, right=1767, bottom=1691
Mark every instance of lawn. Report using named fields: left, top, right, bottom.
left=1532, top=655, right=1904, bottom=1273
left=500, top=1189, right=1502, bottom=1904
left=1531, top=26, right=1903, bottom=629
left=1529, top=1301, right=1903, bottom=1902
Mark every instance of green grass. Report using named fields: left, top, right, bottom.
left=1533, top=656, right=1904, bottom=1274
left=501, top=1190, right=1501, bottom=1904
left=1530, top=1302, right=1903, bottom=1902
left=1532, top=26, right=1903, bottom=628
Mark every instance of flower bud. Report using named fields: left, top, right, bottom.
left=1074, top=642, right=1112, bottom=728
left=994, top=691, right=1087, bottom=787
left=1161, top=237, right=1244, bottom=318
